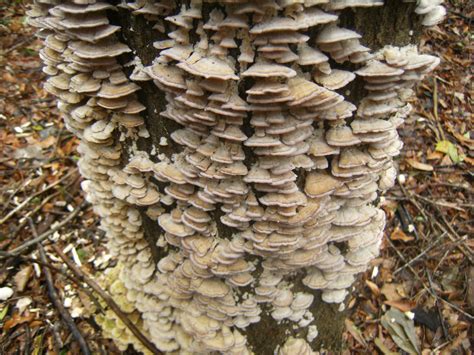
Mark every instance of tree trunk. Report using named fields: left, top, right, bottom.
left=29, top=1, right=441, bottom=353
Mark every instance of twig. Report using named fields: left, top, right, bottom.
left=3, top=200, right=86, bottom=257
left=0, top=247, right=103, bottom=313
left=35, top=226, right=91, bottom=355
left=0, top=168, right=78, bottom=226
left=448, top=10, right=473, bottom=22
left=0, top=36, right=35, bottom=56
left=393, top=232, right=447, bottom=274
left=387, top=238, right=473, bottom=320
left=50, top=321, right=64, bottom=354
left=414, top=194, right=472, bottom=211
left=398, top=183, right=474, bottom=264
left=428, top=182, right=473, bottom=192
left=1, top=178, right=32, bottom=214
left=11, top=192, right=59, bottom=236
left=434, top=235, right=470, bottom=275
left=49, top=126, right=65, bottom=159
left=50, top=244, right=162, bottom=355
left=432, top=77, right=445, bottom=141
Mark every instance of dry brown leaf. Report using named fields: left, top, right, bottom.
left=384, top=300, right=416, bottom=313
left=375, top=337, right=398, bottom=355
left=440, top=154, right=453, bottom=166
left=381, top=283, right=403, bottom=302
left=390, top=228, right=415, bottom=242
left=39, top=135, right=56, bottom=149
left=14, top=265, right=32, bottom=292
left=407, top=159, right=434, bottom=172
left=345, top=319, right=367, bottom=348
left=365, top=280, right=381, bottom=296
left=426, top=150, right=443, bottom=160
left=3, top=312, right=35, bottom=331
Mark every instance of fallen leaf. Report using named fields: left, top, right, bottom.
left=384, top=300, right=416, bottom=313
left=3, top=312, right=35, bottom=331
left=390, top=228, right=415, bottom=242
left=31, top=333, right=44, bottom=355
left=436, top=140, right=461, bottom=163
left=407, top=159, right=433, bottom=172
left=13, top=145, right=44, bottom=160
left=14, top=265, right=32, bottom=292
left=39, top=135, right=56, bottom=149
left=365, top=280, right=381, bottom=296
left=29, top=320, right=43, bottom=328
left=426, top=150, right=443, bottom=160
left=381, top=283, right=403, bottom=302
left=374, top=337, right=398, bottom=355
left=345, top=319, right=367, bottom=348
left=381, top=308, right=420, bottom=354
left=0, top=305, right=9, bottom=321
left=440, top=153, right=454, bottom=166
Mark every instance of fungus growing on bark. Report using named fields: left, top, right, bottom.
left=29, top=0, right=444, bottom=353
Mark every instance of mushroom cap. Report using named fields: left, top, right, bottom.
left=250, top=17, right=299, bottom=34
left=305, top=171, right=344, bottom=197
left=68, top=40, right=131, bottom=59
left=297, top=43, right=329, bottom=65
left=177, top=54, right=239, bottom=80
left=325, top=0, right=383, bottom=10
left=314, top=69, right=356, bottom=90
left=56, top=3, right=115, bottom=14
left=295, top=8, right=338, bottom=29
left=326, top=125, right=361, bottom=146
left=158, top=213, right=194, bottom=237
left=279, top=337, right=314, bottom=355
left=145, top=62, right=187, bottom=90
left=316, top=24, right=362, bottom=44
left=97, top=82, right=140, bottom=99
left=355, top=60, right=404, bottom=77
left=242, top=62, right=297, bottom=78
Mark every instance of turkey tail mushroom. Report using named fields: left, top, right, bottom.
left=29, top=0, right=444, bottom=353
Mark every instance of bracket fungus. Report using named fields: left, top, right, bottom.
left=29, top=0, right=444, bottom=353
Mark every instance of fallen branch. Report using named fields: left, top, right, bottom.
left=393, top=232, right=447, bottom=274
left=0, top=36, right=35, bottom=56
left=50, top=244, right=162, bottom=355
left=0, top=168, right=78, bottom=226
left=34, top=223, right=91, bottom=355
left=4, top=200, right=86, bottom=257
left=398, top=183, right=474, bottom=264
left=387, top=238, right=473, bottom=320
left=0, top=246, right=103, bottom=314
left=11, top=192, right=59, bottom=237
left=414, top=193, right=472, bottom=211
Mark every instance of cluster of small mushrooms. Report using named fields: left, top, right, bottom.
left=28, top=0, right=443, bottom=353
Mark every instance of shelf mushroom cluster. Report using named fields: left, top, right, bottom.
left=28, top=0, right=158, bottom=301
left=412, top=0, right=446, bottom=26
left=95, top=265, right=152, bottom=354
left=30, top=0, right=444, bottom=353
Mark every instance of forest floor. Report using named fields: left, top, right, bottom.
left=0, top=1, right=472, bottom=354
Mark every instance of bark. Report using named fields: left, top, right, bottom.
left=108, top=2, right=423, bottom=352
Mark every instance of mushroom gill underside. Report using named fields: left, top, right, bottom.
left=28, top=0, right=444, bottom=353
